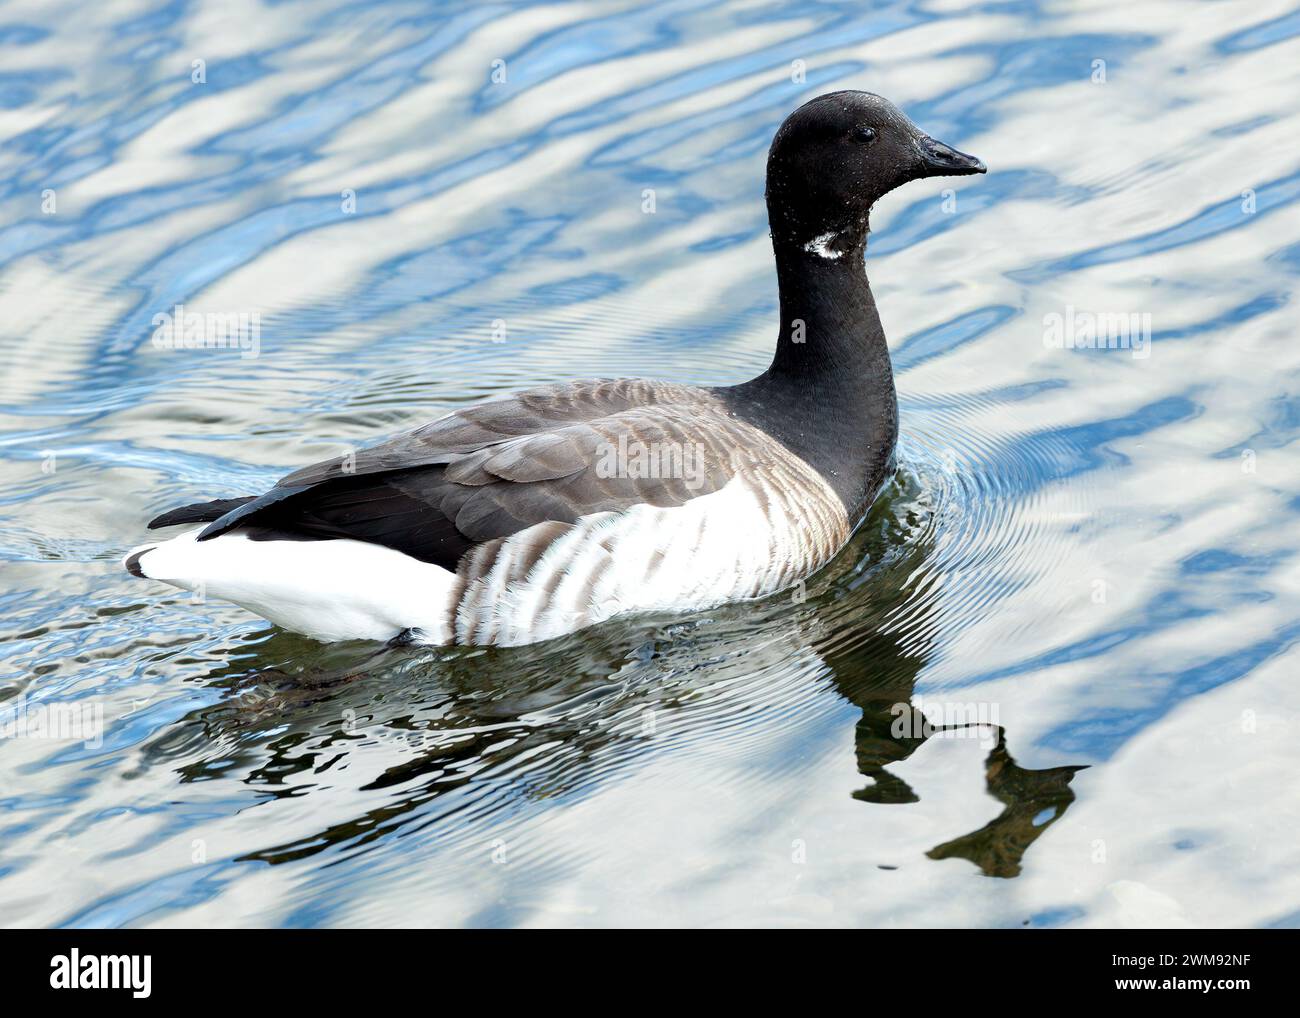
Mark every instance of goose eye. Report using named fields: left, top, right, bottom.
left=855, top=126, right=876, bottom=143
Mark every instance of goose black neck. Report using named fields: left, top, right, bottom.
left=721, top=238, right=899, bottom=521
left=768, top=240, right=887, bottom=380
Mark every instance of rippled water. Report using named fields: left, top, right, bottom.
left=1, top=0, right=1298, bottom=928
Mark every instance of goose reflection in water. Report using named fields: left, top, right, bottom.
left=807, top=469, right=1088, bottom=879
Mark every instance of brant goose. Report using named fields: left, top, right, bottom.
left=124, top=91, right=984, bottom=646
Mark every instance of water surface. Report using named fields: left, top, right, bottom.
left=1, top=0, right=1298, bottom=927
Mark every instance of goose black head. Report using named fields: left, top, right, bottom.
left=765, top=90, right=985, bottom=260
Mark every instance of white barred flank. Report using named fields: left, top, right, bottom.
left=448, top=467, right=848, bottom=647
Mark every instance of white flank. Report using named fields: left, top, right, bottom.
left=803, top=230, right=843, bottom=259
left=125, top=528, right=454, bottom=643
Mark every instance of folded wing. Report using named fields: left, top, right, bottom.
left=184, top=378, right=752, bottom=570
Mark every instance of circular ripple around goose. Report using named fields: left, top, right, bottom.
left=808, top=392, right=1102, bottom=679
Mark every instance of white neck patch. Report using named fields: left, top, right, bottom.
left=803, top=230, right=843, bottom=260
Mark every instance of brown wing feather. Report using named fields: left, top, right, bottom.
left=193, top=379, right=760, bottom=570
